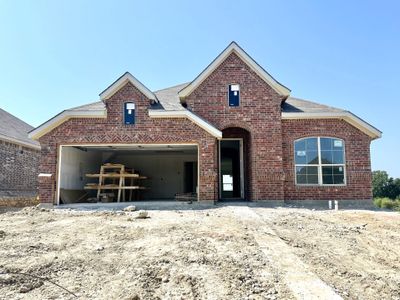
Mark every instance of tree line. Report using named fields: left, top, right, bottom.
left=372, top=171, right=400, bottom=200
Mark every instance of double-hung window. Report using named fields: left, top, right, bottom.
left=294, top=137, right=346, bottom=185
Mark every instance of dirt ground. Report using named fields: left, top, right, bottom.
left=0, top=205, right=399, bottom=300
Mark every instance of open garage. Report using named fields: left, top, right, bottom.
left=57, top=144, right=198, bottom=204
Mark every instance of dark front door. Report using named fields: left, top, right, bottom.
left=219, top=139, right=243, bottom=199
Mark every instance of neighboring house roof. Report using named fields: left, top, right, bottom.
left=178, top=41, right=291, bottom=100
left=0, top=108, right=40, bottom=149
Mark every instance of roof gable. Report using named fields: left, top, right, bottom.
left=281, top=97, right=382, bottom=140
left=99, top=72, right=157, bottom=101
left=178, top=41, right=291, bottom=100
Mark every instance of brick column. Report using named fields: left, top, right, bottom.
left=38, top=142, right=57, bottom=204
left=198, top=138, right=218, bottom=202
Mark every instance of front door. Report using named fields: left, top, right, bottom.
left=219, top=139, right=244, bottom=199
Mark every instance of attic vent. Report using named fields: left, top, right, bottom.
left=228, top=84, right=240, bottom=107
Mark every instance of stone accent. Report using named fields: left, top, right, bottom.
left=0, top=196, right=39, bottom=207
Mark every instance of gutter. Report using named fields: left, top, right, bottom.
left=0, top=133, right=41, bottom=150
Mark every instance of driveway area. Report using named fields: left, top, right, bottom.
left=0, top=205, right=399, bottom=299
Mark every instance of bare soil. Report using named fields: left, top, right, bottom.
left=0, top=206, right=399, bottom=300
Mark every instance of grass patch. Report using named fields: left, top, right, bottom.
left=374, top=197, right=400, bottom=211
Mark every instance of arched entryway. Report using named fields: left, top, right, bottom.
left=219, top=127, right=251, bottom=200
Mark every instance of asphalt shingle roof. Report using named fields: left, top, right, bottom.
left=67, top=84, right=346, bottom=115
left=282, top=97, right=345, bottom=113
left=69, top=101, right=105, bottom=111
left=0, top=108, right=40, bottom=148
left=153, top=83, right=189, bottom=111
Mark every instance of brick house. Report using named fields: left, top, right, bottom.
left=29, top=42, right=381, bottom=205
left=0, top=108, right=40, bottom=201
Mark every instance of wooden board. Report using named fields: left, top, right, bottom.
left=86, top=173, right=139, bottom=178
left=84, top=185, right=147, bottom=190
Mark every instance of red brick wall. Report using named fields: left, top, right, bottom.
left=37, top=52, right=375, bottom=203
left=185, top=52, right=285, bottom=200
left=282, top=119, right=373, bottom=200
left=0, top=140, right=40, bottom=198
left=38, top=82, right=218, bottom=204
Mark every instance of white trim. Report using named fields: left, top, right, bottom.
left=148, top=109, right=222, bottom=139
left=0, top=133, right=41, bottom=150
left=294, top=137, right=347, bottom=186
left=29, top=109, right=107, bottom=140
left=179, top=42, right=291, bottom=99
left=38, top=173, right=52, bottom=177
left=282, top=111, right=382, bottom=140
left=56, top=145, right=62, bottom=205
left=99, top=72, right=157, bottom=101
left=59, top=143, right=199, bottom=147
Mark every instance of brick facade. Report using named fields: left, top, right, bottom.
left=185, top=52, right=285, bottom=201
left=0, top=140, right=40, bottom=198
left=38, top=82, right=218, bottom=203
left=36, top=51, right=375, bottom=204
left=282, top=119, right=373, bottom=200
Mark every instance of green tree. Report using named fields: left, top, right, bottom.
left=372, top=170, right=400, bottom=199
left=372, top=170, right=390, bottom=198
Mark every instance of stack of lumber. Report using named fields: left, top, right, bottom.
left=84, top=163, right=148, bottom=202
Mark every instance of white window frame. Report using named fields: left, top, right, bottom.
left=294, top=137, right=347, bottom=186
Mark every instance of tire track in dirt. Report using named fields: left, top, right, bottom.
left=232, top=206, right=343, bottom=300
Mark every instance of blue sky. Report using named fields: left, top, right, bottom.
left=0, top=0, right=399, bottom=177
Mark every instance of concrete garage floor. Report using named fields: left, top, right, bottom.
left=56, top=199, right=376, bottom=212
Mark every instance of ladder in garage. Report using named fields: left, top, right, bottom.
left=96, top=164, right=125, bottom=202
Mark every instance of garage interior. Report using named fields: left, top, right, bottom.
left=58, top=145, right=198, bottom=204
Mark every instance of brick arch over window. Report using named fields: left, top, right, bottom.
left=220, top=121, right=253, bottom=133
left=221, top=126, right=252, bottom=200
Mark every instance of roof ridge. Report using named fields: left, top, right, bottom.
left=153, top=82, right=190, bottom=93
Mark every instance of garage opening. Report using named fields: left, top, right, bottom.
left=57, top=144, right=198, bottom=204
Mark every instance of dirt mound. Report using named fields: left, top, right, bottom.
left=0, top=206, right=399, bottom=299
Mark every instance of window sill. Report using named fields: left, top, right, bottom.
left=295, top=184, right=347, bottom=187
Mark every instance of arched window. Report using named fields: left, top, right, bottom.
left=294, top=137, right=346, bottom=185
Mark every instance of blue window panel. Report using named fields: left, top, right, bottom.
left=124, top=102, right=135, bottom=125
left=228, top=84, right=240, bottom=107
